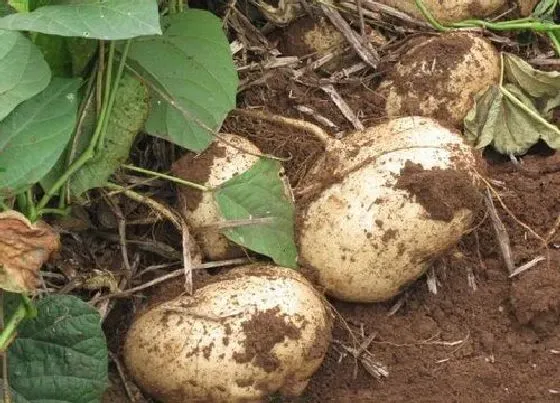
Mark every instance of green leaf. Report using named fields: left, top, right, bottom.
left=0, top=2, right=17, bottom=16
left=33, top=33, right=72, bottom=77
left=39, top=84, right=96, bottom=193
left=69, top=73, right=148, bottom=196
left=533, top=0, right=558, bottom=18
left=6, top=294, right=108, bottom=403
left=215, top=158, right=297, bottom=268
left=127, top=10, right=238, bottom=152
left=7, top=0, right=29, bottom=12
left=0, top=31, right=51, bottom=121
left=67, top=37, right=97, bottom=76
left=0, top=0, right=162, bottom=40
left=0, top=78, right=80, bottom=198
left=464, top=83, right=560, bottom=154
left=503, top=53, right=560, bottom=99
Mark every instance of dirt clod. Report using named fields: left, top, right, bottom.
left=233, top=306, right=302, bottom=372
left=171, top=142, right=226, bottom=210
left=395, top=161, right=482, bottom=222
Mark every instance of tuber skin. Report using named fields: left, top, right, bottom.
left=380, top=32, right=501, bottom=128
left=171, top=134, right=262, bottom=260
left=124, top=265, right=332, bottom=403
left=296, top=117, right=480, bottom=303
left=376, top=0, right=507, bottom=23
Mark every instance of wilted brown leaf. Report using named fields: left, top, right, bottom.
left=0, top=210, right=60, bottom=293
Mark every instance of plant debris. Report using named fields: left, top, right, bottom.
left=0, top=210, right=60, bottom=293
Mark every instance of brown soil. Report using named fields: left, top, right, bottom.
left=224, top=70, right=386, bottom=188
left=232, top=306, right=302, bottom=373
left=94, top=12, right=560, bottom=403
left=170, top=142, right=227, bottom=210
left=386, top=32, right=488, bottom=127
left=301, top=150, right=560, bottom=402
left=395, top=161, right=483, bottom=222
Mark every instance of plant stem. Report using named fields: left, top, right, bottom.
left=25, top=189, right=36, bottom=221
left=96, top=42, right=116, bottom=151
left=0, top=295, right=35, bottom=353
left=548, top=32, right=560, bottom=56
left=38, top=208, right=71, bottom=217
left=97, top=41, right=130, bottom=151
left=15, top=193, right=27, bottom=216
left=169, top=0, right=177, bottom=13
left=121, top=164, right=211, bottom=191
left=36, top=40, right=132, bottom=214
left=416, top=0, right=560, bottom=39
left=177, top=0, right=184, bottom=12
left=500, top=85, right=560, bottom=134
left=414, top=0, right=450, bottom=31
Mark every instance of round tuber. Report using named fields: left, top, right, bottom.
left=296, top=117, right=481, bottom=303
left=376, top=0, right=507, bottom=23
left=124, top=265, right=332, bottom=402
left=380, top=32, right=500, bottom=127
left=171, top=134, right=263, bottom=260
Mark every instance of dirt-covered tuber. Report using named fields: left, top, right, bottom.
left=377, top=0, right=507, bottom=23
left=381, top=32, right=500, bottom=127
left=296, top=117, right=481, bottom=303
left=124, top=265, right=332, bottom=402
left=171, top=134, right=263, bottom=260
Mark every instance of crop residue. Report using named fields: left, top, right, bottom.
left=394, top=161, right=482, bottom=222
left=232, top=307, right=302, bottom=372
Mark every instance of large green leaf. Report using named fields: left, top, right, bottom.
left=127, top=10, right=238, bottom=152
left=33, top=33, right=72, bottom=76
left=464, top=83, right=560, bottom=154
left=0, top=78, right=80, bottom=198
left=6, top=294, right=108, bottom=403
left=7, top=0, right=29, bottom=12
left=69, top=73, right=148, bottom=196
left=0, top=31, right=51, bottom=121
left=533, top=0, right=558, bottom=18
left=215, top=158, right=297, bottom=268
left=0, top=3, right=16, bottom=16
left=0, top=0, right=161, bottom=40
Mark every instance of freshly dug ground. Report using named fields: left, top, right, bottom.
left=103, top=144, right=560, bottom=403
left=301, top=149, right=560, bottom=402
left=98, top=16, right=560, bottom=402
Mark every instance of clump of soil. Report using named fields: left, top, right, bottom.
left=170, top=143, right=226, bottom=210
left=302, top=150, right=560, bottom=402
left=389, top=32, right=473, bottom=106
left=232, top=307, right=302, bottom=372
left=395, top=161, right=483, bottom=221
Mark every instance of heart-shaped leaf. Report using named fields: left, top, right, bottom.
left=215, top=158, right=297, bottom=268
left=127, top=9, right=238, bottom=152
left=0, top=30, right=51, bottom=121
left=0, top=78, right=81, bottom=198
left=0, top=0, right=161, bottom=40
